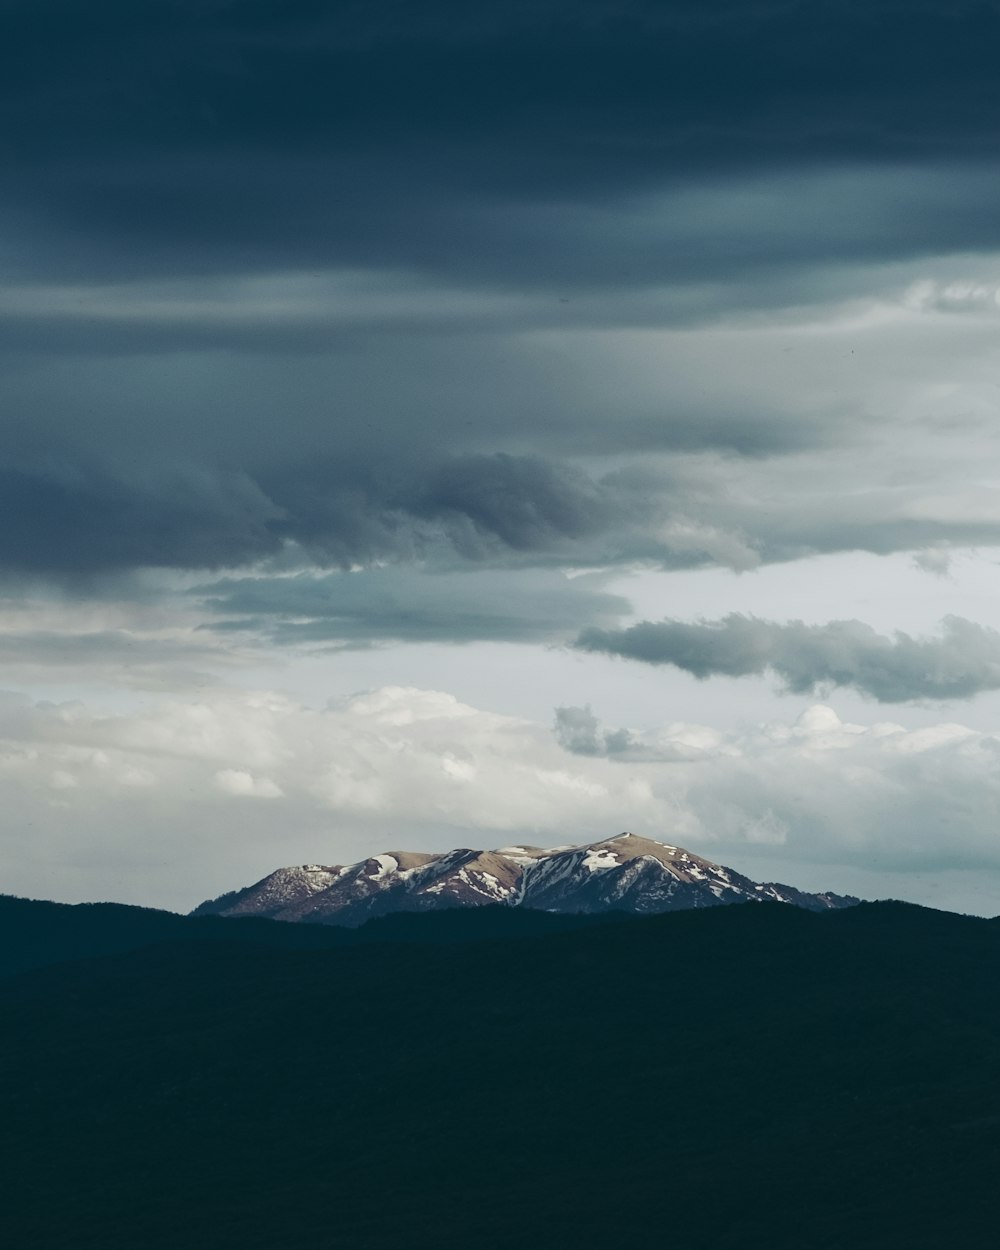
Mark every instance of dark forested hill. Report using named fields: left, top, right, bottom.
left=2, top=897, right=999, bottom=1249
left=0, top=891, right=617, bottom=977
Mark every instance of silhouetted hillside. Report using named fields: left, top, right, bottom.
left=0, top=892, right=620, bottom=978
left=0, top=893, right=347, bottom=977
left=2, top=898, right=999, bottom=1248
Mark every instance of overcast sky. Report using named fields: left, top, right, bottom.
left=7, top=1, right=1000, bottom=915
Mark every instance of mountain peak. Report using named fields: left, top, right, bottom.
left=192, top=835, right=859, bottom=926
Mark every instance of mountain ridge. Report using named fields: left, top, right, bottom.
left=192, top=832, right=858, bottom=925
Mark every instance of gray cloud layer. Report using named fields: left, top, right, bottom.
left=575, top=614, right=1000, bottom=702
left=8, top=436, right=1000, bottom=588
left=10, top=4, right=1000, bottom=247
left=198, top=566, right=629, bottom=647
left=4, top=1, right=1000, bottom=617
left=0, top=453, right=649, bottom=577
left=553, top=704, right=634, bottom=757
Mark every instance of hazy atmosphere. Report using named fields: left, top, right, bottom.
left=7, top=0, right=1000, bottom=914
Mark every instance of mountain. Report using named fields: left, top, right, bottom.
left=191, top=832, right=858, bottom=925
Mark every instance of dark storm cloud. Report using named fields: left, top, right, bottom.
left=5, top=2, right=1000, bottom=586
left=575, top=615, right=1000, bottom=703
left=410, top=455, right=613, bottom=556
left=6, top=1, right=1000, bottom=289
left=13, top=158, right=1000, bottom=295
left=196, top=566, right=629, bottom=647
left=264, top=452, right=638, bottom=572
left=0, top=260, right=898, bottom=356
left=8, top=444, right=1000, bottom=582
left=0, top=450, right=643, bottom=578
left=9, top=2, right=1000, bottom=170
left=0, top=462, right=284, bottom=577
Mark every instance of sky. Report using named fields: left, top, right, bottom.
left=7, top=0, right=1000, bottom=915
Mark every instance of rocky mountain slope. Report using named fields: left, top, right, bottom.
left=192, top=832, right=857, bottom=925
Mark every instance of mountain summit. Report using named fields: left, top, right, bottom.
left=192, top=834, right=857, bottom=926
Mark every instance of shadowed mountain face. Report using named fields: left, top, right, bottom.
left=192, top=832, right=857, bottom=925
